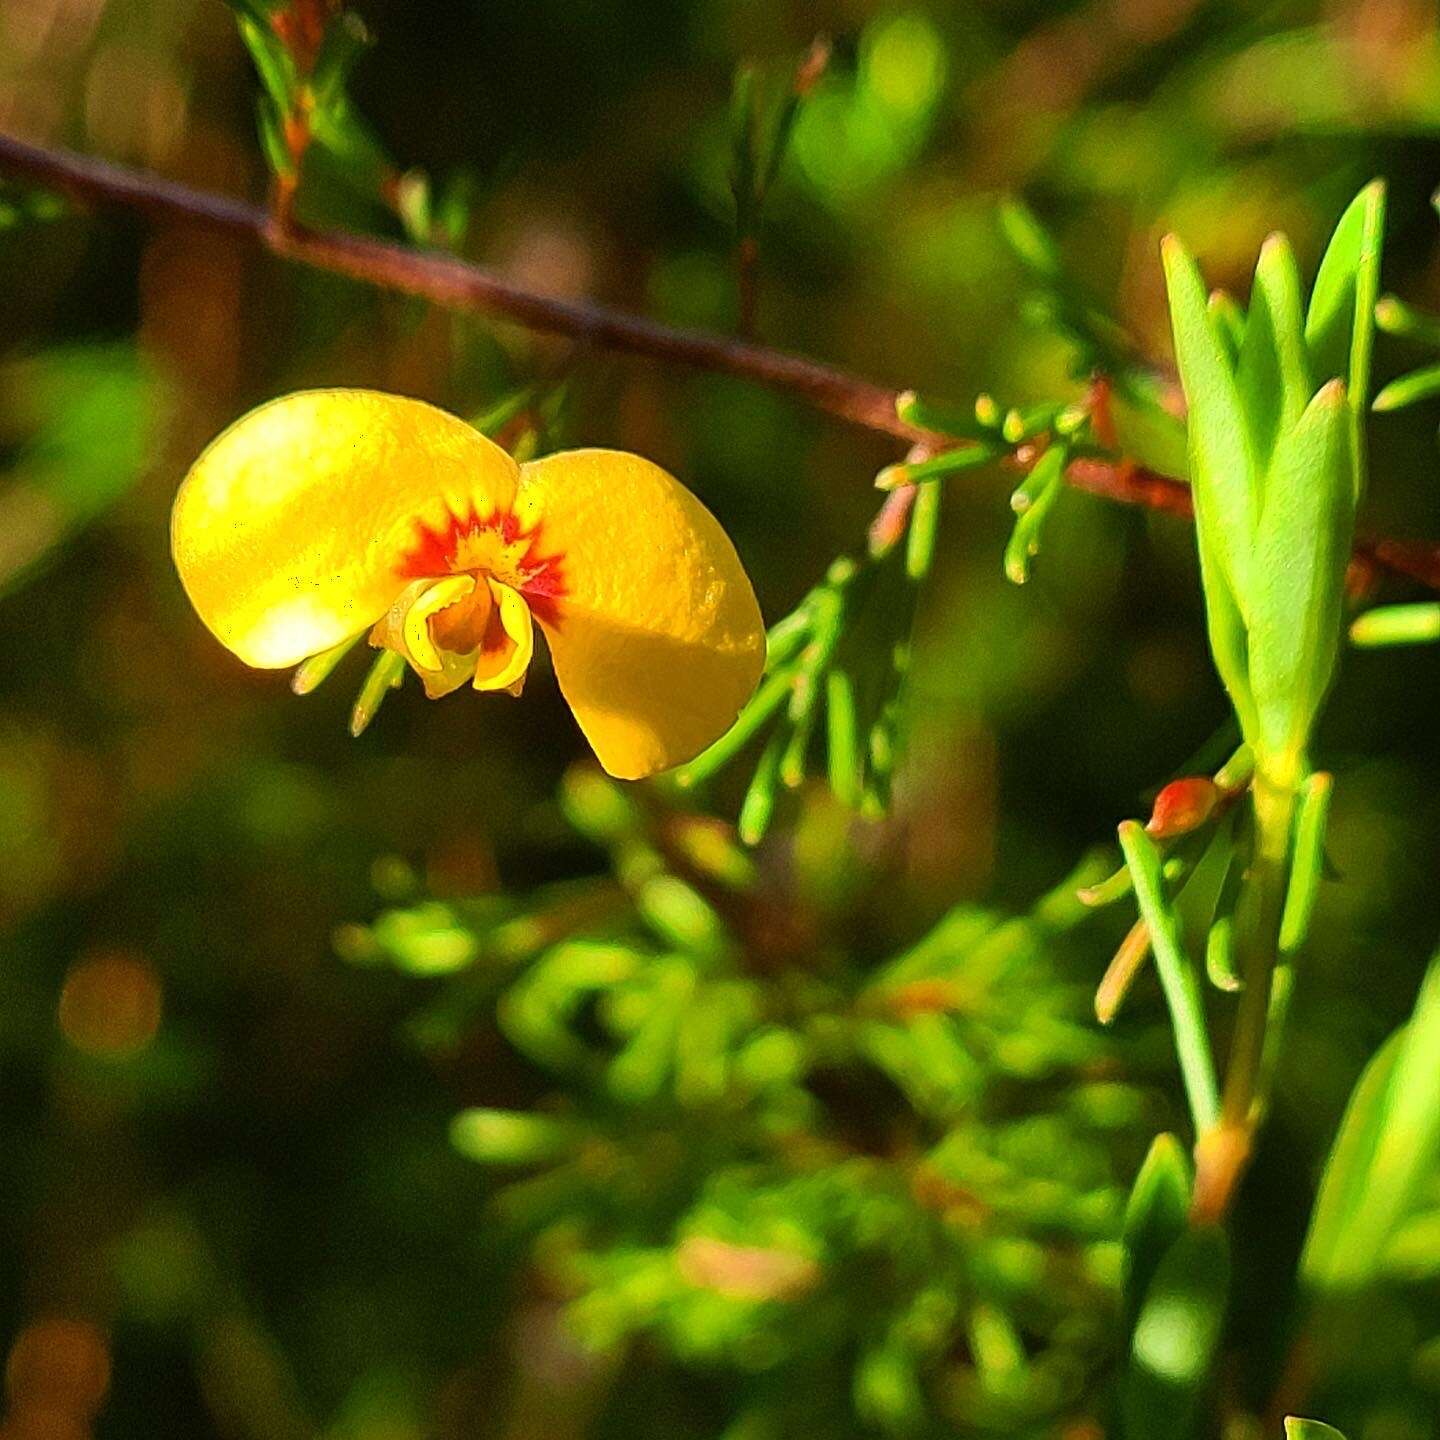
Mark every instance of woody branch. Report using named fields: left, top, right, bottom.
left=2, top=132, right=1438, bottom=594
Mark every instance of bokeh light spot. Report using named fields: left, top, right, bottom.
left=58, top=950, right=162, bottom=1059
left=3, top=1317, right=110, bottom=1435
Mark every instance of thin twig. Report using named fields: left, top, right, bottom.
left=737, top=235, right=760, bottom=340
left=6, top=132, right=1440, bottom=596
left=1064, top=457, right=1192, bottom=516
left=0, top=133, right=917, bottom=441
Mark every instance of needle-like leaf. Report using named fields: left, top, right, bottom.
left=1162, top=235, right=1258, bottom=618
left=1248, top=381, right=1353, bottom=775
left=1237, top=235, right=1311, bottom=466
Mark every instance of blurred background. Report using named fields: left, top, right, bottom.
left=4, top=1, right=1440, bottom=1436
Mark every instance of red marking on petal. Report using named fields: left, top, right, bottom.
left=399, top=520, right=455, bottom=580
left=399, top=505, right=567, bottom=626
left=518, top=565, right=566, bottom=628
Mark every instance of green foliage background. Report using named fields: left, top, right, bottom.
left=4, top=1, right=1440, bottom=1436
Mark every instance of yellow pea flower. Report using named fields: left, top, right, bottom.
left=171, top=389, right=766, bottom=779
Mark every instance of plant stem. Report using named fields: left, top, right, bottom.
left=1191, top=773, right=1295, bottom=1224
left=0, top=133, right=916, bottom=441
left=5, top=133, right=1440, bottom=592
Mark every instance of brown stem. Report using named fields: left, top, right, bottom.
left=6, top=133, right=1440, bottom=595
left=1063, top=456, right=1193, bottom=516
left=737, top=234, right=760, bottom=339
left=0, top=133, right=917, bottom=442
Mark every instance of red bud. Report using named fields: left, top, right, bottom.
left=1146, top=777, right=1220, bottom=840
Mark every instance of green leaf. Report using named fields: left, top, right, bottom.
left=905, top=476, right=942, bottom=581
left=1122, top=1227, right=1230, bottom=1440
left=1010, top=451, right=1062, bottom=513
left=737, top=728, right=785, bottom=845
left=1306, top=181, right=1385, bottom=405
left=1236, top=235, right=1311, bottom=466
left=1003, top=444, right=1066, bottom=585
left=1374, top=292, right=1440, bottom=347
left=1121, top=1134, right=1191, bottom=1333
left=1303, top=946, right=1440, bottom=1289
left=729, top=66, right=758, bottom=234
left=392, top=170, right=433, bottom=244
left=1001, top=402, right=1063, bottom=444
left=1306, top=181, right=1385, bottom=503
left=894, top=389, right=997, bottom=441
left=291, top=631, right=363, bottom=695
left=998, top=198, right=1063, bottom=281
left=762, top=41, right=830, bottom=203
left=1278, top=772, right=1332, bottom=955
left=450, top=1109, right=578, bottom=1167
left=1119, top=822, right=1220, bottom=1133
left=1194, top=520, right=1257, bottom=741
left=1247, top=381, right=1353, bottom=774
left=500, top=941, right=639, bottom=1074
left=1078, top=862, right=1133, bottom=909
left=309, top=99, right=393, bottom=190
left=256, top=95, right=297, bottom=180
left=1373, top=361, right=1440, bottom=413
left=559, top=769, right=642, bottom=845
left=608, top=997, right=683, bottom=1103
left=1285, top=1420, right=1348, bottom=1440
left=236, top=14, right=298, bottom=114
left=1383, top=1210, right=1440, bottom=1280
left=1207, top=290, right=1245, bottom=364
left=0, top=345, right=170, bottom=598
left=875, top=442, right=999, bottom=490
left=349, top=648, right=405, bottom=737
left=1162, top=235, right=1258, bottom=617
left=1111, top=387, right=1190, bottom=480
left=824, top=668, right=862, bottom=808
left=1301, top=1029, right=1404, bottom=1290
left=854, top=1339, right=925, bottom=1431
left=1205, top=914, right=1241, bottom=993
left=223, top=0, right=277, bottom=23
left=779, top=687, right=820, bottom=788
left=636, top=875, right=728, bottom=956
left=760, top=89, right=804, bottom=199
left=1175, top=815, right=1237, bottom=961
left=1350, top=602, right=1440, bottom=648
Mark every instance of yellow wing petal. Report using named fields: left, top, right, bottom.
left=171, top=390, right=520, bottom=668
left=515, top=449, right=765, bottom=780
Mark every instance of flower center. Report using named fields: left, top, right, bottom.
left=428, top=581, right=493, bottom=654
left=400, top=507, right=566, bottom=625
left=371, top=569, right=536, bottom=699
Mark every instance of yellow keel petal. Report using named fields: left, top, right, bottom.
left=472, top=579, right=535, bottom=694
left=403, top=575, right=477, bottom=673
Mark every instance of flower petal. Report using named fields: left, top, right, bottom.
left=515, top=449, right=765, bottom=779
left=404, top=575, right=477, bottom=673
left=172, top=390, right=520, bottom=668
left=472, top=579, right=535, bottom=695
